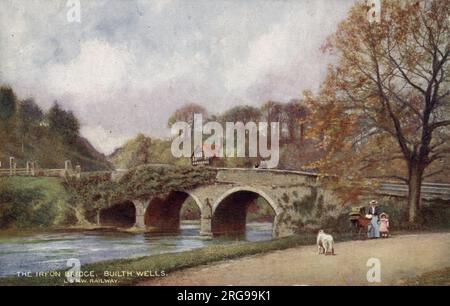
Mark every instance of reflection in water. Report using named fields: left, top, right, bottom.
left=0, top=222, right=272, bottom=277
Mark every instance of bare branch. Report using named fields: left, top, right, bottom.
left=430, top=139, right=449, bottom=151
left=429, top=120, right=450, bottom=131
left=367, top=175, right=409, bottom=183
left=423, top=169, right=444, bottom=179
left=387, top=52, right=427, bottom=95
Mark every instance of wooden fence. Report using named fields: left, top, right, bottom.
left=0, top=157, right=81, bottom=178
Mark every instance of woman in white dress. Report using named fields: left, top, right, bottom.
left=367, top=200, right=380, bottom=238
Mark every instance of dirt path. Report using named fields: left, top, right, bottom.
left=140, top=232, right=450, bottom=286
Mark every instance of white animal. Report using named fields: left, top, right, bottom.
left=317, top=230, right=335, bottom=255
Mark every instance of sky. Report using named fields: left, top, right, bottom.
left=0, top=0, right=356, bottom=154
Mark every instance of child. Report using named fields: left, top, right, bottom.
left=379, top=213, right=389, bottom=238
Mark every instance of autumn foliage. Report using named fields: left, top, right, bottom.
left=306, top=0, right=449, bottom=222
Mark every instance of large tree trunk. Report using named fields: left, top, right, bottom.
left=407, top=163, right=424, bottom=223
left=288, top=123, right=296, bottom=144
left=300, top=123, right=305, bottom=145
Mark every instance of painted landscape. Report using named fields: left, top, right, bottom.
left=0, top=0, right=449, bottom=286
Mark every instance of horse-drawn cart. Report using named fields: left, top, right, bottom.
left=349, top=206, right=371, bottom=238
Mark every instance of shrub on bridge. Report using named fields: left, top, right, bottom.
left=63, top=172, right=121, bottom=224
left=63, top=165, right=218, bottom=224
left=118, top=165, right=217, bottom=201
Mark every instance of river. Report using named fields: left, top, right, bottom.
left=0, top=222, right=272, bottom=277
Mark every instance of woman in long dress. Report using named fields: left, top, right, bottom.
left=367, top=200, right=380, bottom=238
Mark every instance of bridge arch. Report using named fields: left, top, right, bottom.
left=211, top=186, right=281, bottom=238
left=144, top=190, right=203, bottom=232
left=99, top=200, right=136, bottom=228
left=212, top=186, right=282, bottom=215
left=182, top=191, right=203, bottom=212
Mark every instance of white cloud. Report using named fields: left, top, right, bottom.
left=149, top=0, right=173, bottom=14
left=0, top=0, right=356, bottom=154
left=46, top=40, right=134, bottom=100
left=224, top=22, right=291, bottom=94
left=80, top=124, right=132, bottom=155
left=132, top=51, right=210, bottom=92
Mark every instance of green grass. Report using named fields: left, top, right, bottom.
left=0, top=232, right=353, bottom=286
left=401, top=267, right=450, bottom=286
left=0, top=176, right=72, bottom=229
left=4, top=176, right=67, bottom=199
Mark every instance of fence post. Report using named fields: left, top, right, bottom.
left=31, top=161, right=36, bottom=176
left=65, top=160, right=72, bottom=171
left=26, top=161, right=30, bottom=175
left=34, top=161, right=39, bottom=176
left=75, top=165, right=81, bottom=179
left=65, top=160, right=73, bottom=177
left=9, top=157, right=14, bottom=176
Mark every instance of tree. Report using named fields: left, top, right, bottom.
left=218, top=105, right=262, bottom=167
left=130, top=134, right=152, bottom=167
left=0, top=86, right=17, bottom=121
left=17, top=98, right=44, bottom=153
left=0, top=86, right=19, bottom=158
left=261, top=100, right=309, bottom=144
left=261, top=101, right=284, bottom=143
left=47, top=101, right=80, bottom=141
left=307, top=0, right=449, bottom=222
left=261, top=101, right=283, bottom=123
left=283, top=99, right=309, bottom=144
left=220, top=105, right=262, bottom=123
left=167, top=103, right=207, bottom=128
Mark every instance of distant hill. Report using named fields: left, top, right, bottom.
left=108, top=133, right=189, bottom=169
left=0, top=125, right=112, bottom=172
left=59, top=136, right=113, bottom=171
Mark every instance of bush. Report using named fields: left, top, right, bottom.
left=418, top=200, right=450, bottom=230
left=376, top=199, right=450, bottom=230
left=376, top=202, right=408, bottom=229
left=0, top=179, right=44, bottom=229
left=318, top=213, right=351, bottom=233
left=0, top=177, right=74, bottom=229
left=319, top=198, right=450, bottom=233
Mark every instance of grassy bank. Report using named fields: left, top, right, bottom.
left=0, top=232, right=352, bottom=286
left=0, top=177, right=73, bottom=229
left=401, top=267, right=450, bottom=286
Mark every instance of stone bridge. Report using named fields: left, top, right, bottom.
left=101, top=168, right=336, bottom=238
left=98, top=167, right=450, bottom=238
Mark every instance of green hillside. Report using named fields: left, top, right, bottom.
left=109, top=133, right=190, bottom=168
left=0, top=177, right=73, bottom=229
left=0, top=86, right=112, bottom=171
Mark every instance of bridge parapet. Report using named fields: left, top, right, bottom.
left=377, top=182, right=450, bottom=200
left=215, top=168, right=318, bottom=187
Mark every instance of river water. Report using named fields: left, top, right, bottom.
left=0, top=222, right=272, bottom=277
